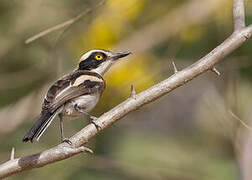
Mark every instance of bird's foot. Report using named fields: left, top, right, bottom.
left=90, top=117, right=101, bottom=131
left=89, top=115, right=97, bottom=121
left=91, top=121, right=101, bottom=131
left=89, top=115, right=101, bottom=130
left=61, top=138, right=72, bottom=145
left=74, top=105, right=101, bottom=131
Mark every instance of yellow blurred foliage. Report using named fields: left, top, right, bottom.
left=213, top=0, right=232, bottom=26
left=76, top=0, right=146, bottom=50
left=180, top=25, right=204, bottom=43
left=105, top=55, right=158, bottom=94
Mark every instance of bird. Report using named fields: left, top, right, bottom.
left=22, top=49, right=131, bottom=144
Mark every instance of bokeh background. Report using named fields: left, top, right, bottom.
left=0, top=0, right=252, bottom=179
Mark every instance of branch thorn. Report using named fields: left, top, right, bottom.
left=10, top=147, right=15, bottom=160
left=130, top=84, right=137, bottom=99
left=171, top=61, right=178, bottom=73
left=79, top=146, right=94, bottom=154
left=211, top=67, right=221, bottom=76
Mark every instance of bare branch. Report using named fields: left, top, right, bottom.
left=0, top=145, right=92, bottom=178
left=130, top=84, right=137, bottom=99
left=171, top=61, right=178, bottom=73
left=233, top=0, right=245, bottom=30
left=25, top=0, right=106, bottom=44
left=10, top=148, right=15, bottom=161
left=211, top=67, right=221, bottom=76
left=0, top=24, right=251, bottom=179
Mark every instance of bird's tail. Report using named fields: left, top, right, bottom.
left=22, top=110, right=58, bottom=143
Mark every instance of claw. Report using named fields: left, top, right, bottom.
left=62, top=138, right=72, bottom=145
left=89, top=115, right=101, bottom=131
left=91, top=121, right=101, bottom=131
left=89, top=115, right=97, bottom=121
left=74, top=105, right=101, bottom=130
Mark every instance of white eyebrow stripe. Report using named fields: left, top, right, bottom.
left=80, top=50, right=103, bottom=61
left=79, top=49, right=112, bottom=61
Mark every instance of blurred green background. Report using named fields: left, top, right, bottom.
left=0, top=0, right=252, bottom=179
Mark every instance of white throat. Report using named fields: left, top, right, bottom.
left=92, top=60, right=114, bottom=75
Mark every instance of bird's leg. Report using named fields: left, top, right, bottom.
left=59, top=114, right=72, bottom=145
left=74, top=105, right=101, bottom=130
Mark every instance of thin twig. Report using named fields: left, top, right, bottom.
left=211, top=67, right=221, bottom=76
left=171, top=61, right=178, bottom=73
left=25, top=0, right=106, bottom=44
left=233, top=0, right=245, bottom=30
left=10, top=148, right=15, bottom=161
left=229, top=110, right=252, bottom=132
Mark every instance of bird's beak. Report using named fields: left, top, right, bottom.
left=111, top=51, right=132, bottom=60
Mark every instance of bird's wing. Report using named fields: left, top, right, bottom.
left=42, top=70, right=105, bottom=112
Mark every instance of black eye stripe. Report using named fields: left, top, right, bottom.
left=78, top=52, right=107, bottom=70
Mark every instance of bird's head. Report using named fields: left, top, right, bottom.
left=77, top=49, right=131, bottom=75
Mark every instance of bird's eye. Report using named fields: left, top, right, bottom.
left=95, top=54, right=103, bottom=60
